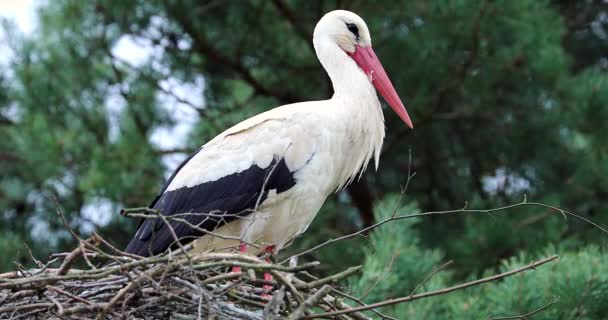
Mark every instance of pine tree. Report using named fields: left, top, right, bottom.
left=1, top=1, right=607, bottom=317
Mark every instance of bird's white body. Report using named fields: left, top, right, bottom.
left=125, top=10, right=411, bottom=258
left=188, top=79, right=385, bottom=254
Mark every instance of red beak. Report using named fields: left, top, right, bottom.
left=348, top=46, right=413, bottom=129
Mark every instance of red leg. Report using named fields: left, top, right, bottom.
left=231, top=242, right=247, bottom=273
left=262, top=245, right=276, bottom=296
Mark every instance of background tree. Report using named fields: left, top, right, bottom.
left=1, top=0, right=607, bottom=318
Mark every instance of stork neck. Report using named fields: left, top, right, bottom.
left=314, top=39, right=377, bottom=102
left=313, top=37, right=386, bottom=186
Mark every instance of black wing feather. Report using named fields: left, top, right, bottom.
left=125, top=156, right=296, bottom=256
left=148, top=147, right=203, bottom=210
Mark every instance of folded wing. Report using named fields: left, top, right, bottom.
left=125, top=112, right=316, bottom=256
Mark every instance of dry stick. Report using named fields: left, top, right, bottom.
left=46, top=292, right=64, bottom=316
left=0, top=289, right=36, bottom=306
left=193, top=260, right=319, bottom=273
left=56, top=238, right=90, bottom=275
left=303, top=255, right=559, bottom=319
left=52, top=194, right=88, bottom=244
left=200, top=271, right=243, bottom=285
left=46, top=285, right=93, bottom=306
left=60, top=303, right=107, bottom=317
left=265, top=256, right=298, bottom=318
left=0, top=259, right=60, bottom=280
left=10, top=308, right=54, bottom=320
left=271, top=270, right=304, bottom=304
left=22, top=243, right=44, bottom=269
left=285, top=196, right=606, bottom=264
left=0, top=303, right=54, bottom=314
left=486, top=296, right=560, bottom=320
left=264, top=286, right=286, bottom=318
left=80, top=243, right=98, bottom=270
left=226, top=291, right=268, bottom=309
left=283, top=257, right=300, bottom=315
left=289, top=285, right=332, bottom=320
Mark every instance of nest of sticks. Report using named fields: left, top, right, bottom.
left=0, top=200, right=566, bottom=319
left=0, top=233, right=372, bottom=320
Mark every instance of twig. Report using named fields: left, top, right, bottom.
left=22, top=243, right=44, bottom=269
left=46, top=285, right=93, bottom=305
left=408, top=260, right=453, bottom=297
left=51, top=194, right=86, bottom=244
left=271, top=270, right=304, bottom=304
left=486, top=296, right=560, bottom=320
left=92, top=232, right=141, bottom=260
left=46, top=292, right=64, bottom=315
left=360, top=252, right=398, bottom=299
left=57, top=243, right=85, bottom=276
left=0, top=303, right=54, bottom=313
left=285, top=196, right=606, bottom=263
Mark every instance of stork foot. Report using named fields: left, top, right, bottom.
left=261, top=245, right=276, bottom=300
left=231, top=242, right=247, bottom=273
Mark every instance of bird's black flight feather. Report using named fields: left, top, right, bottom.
left=125, top=153, right=296, bottom=257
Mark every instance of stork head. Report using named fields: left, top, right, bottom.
left=313, top=10, right=413, bottom=129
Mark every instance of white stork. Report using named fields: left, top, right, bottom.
left=126, top=10, right=412, bottom=261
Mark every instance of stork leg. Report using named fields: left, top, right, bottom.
left=231, top=242, right=247, bottom=273
left=262, top=245, right=276, bottom=298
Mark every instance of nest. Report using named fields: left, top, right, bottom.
left=0, top=234, right=371, bottom=320
left=0, top=199, right=566, bottom=319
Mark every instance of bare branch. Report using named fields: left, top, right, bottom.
left=304, top=255, right=559, bottom=318
left=486, top=296, right=560, bottom=320
left=285, top=196, right=607, bottom=263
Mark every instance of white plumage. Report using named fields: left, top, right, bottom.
left=126, top=10, right=412, bottom=258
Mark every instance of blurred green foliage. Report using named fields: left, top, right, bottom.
left=1, top=0, right=607, bottom=318
left=351, top=196, right=608, bottom=319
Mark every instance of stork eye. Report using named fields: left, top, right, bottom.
left=346, top=23, right=359, bottom=39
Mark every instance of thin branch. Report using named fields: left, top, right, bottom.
left=285, top=196, right=607, bottom=263
left=56, top=236, right=100, bottom=276
left=486, top=296, right=560, bottom=320
left=303, top=255, right=559, bottom=318
left=408, top=260, right=453, bottom=297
